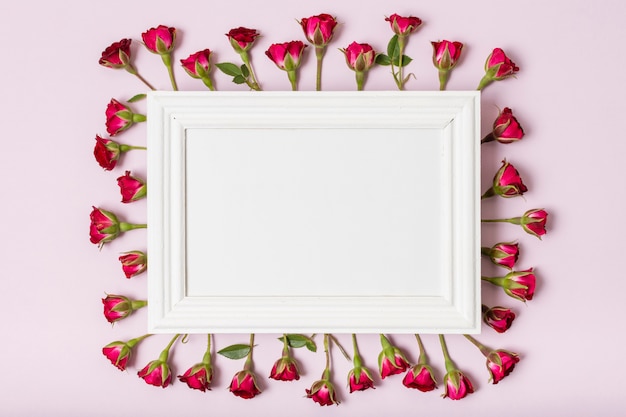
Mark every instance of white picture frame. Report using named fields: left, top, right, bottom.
left=147, top=91, right=481, bottom=334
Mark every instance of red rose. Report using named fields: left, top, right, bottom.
left=341, top=42, right=376, bottom=72
left=181, top=49, right=212, bottom=79
left=402, top=364, right=437, bottom=392
left=482, top=305, right=516, bottom=333
left=483, top=159, right=527, bottom=199
left=138, top=359, right=172, bottom=388
left=299, top=14, right=338, bottom=47
left=347, top=367, right=375, bottom=392
left=431, top=40, right=463, bottom=72
left=119, top=250, right=147, bottom=278
left=484, top=107, right=525, bottom=144
left=385, top=14, right=422, bottom=36
left=265, top=41, right=307, bottom=71
left=482, top=242, right=519, bottom=270
left=117, top=170, right=147, bottom=203
left=505, top=268, right=536, bottom=302
left=102, top=294, right=132, bottom=323
left=93, top=135, right=120, bottom=170
left=99, top=39, right=132, bottom=69
left=105, top=98, right=144, bottom=137
left=226, top=27, right=260, bottom=53
left=477, top=48, right=519, bottom=90
left=487, top=350, right=520, bottom=384
left=102, top=341, right=132, bottom=371
left=442, top=369, right=474, bottom=400
left=305, top=379, right=339, bottom=406
left=89, top=206, right=119, bottom=246
left=521, top=209, right=548, bottom=238
left=142, top=25, right=176, bottom=55
left=378, top=335, right=410, bottom=379
left=178, top=363, right=213, bottom=391
left=269, top=356, right=300, bottom=381
left=229, top=370, right=261, bottom=399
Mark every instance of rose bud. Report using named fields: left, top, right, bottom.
left=482, top=268, right=536, bottom=302
left=229, top=370, right=262, bottom=399
left=442, top=369, right=474, bottom=400
left=482, top=107, right=525, bottom=144
left=482, top=159, right=528, bottom=199
left=299, top=14, right=338, bottom=47
left=477, top=47, right=519, bottom=90
left=180, top=49, right=215, bottom=90
left=105, top=98, right=146, bottom=137
left=142, top=25, right=176, bottom=55
left=431, top=40, right=463, bottom=90
left=487, top=350, right=520, bottom=384
left=138, top=334, right=179, bottom=388
left=178, top=363, right=213, bottom=391
left=226, top=27, right=260, bottom=54
left=89, top=206, right=146, bottom=248
left=99, top=39, right=132, bottom=69
left=102, top=294, right=147, bottom=323
left=347, top=366, right=375, bottom=392
left=482, top=208, right=548, bottom=239
left=341, top=42, right=376, bottom=91
left=93, top=135, right=146, bottom=171
left=119, top=250, right=147, bottom=279
left=305, top=378, right=339, bottom=406
left=481, top=242, right=519, bottom=270
left=482, top=305, right=516, bottom=333
left=402, top=364, right=437, bottom=392
left=117, top=171, right=147, bottom=203
left=102, top=334, right=151, bottom=371
left=269, top=356, right=300, bottom=381
left=385, top=14, right=422, bottom=37
left=265, top=41, right=307, bottom=72
left=378, top=334, right=410, bottom=379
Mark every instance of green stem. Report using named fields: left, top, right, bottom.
left=481, top=133, right=496, bottom=144
left=202, top=334, right=212, bottom=364
left=315, top=46, right=325, bottom=91
left=463, top=334, right=491, bottom=357
left=127, top=333, right=152, bottom=348
left=158, top=334, right=181, bottom=362
left=351, top=334, right=363, bottom=368
left=119, top=145, right=147, bottom=152
left=481, top=247, right=493, bottom=257
left=161, top=53, right=178, bottom=91
left=287, top=70, right=297, bottom=91
left=132, top=114, right=147, bottom=123
left=355, top=71, right=365, bottom=91
left=438, top=334, right=455, bottom=373
left=481, top=187, right=496, bottom=199
left=323, top=334, right=331, bottom=379
left=477, top=75, right=492, bottom=91
left=282, top=334, right=290, bottom=357
left=482, top=276, right=506, bottom=287
left=396, top=35, right=406, bottom=90
left=201, top=76, right=215, bottom=91
left=244, top=333, right=255, bottom=370
left=438, top=69, right=448, bottom=91
left=125, top=65, right=156, bottom=90
left=130, top=299, right=147, bottom=310
left=414, top=334, right=427, bottom=364
left=119, top=223, right=147, bottom=232
left=240, top=52, right=261, bottom=91
left=482, top=217, right=521, bottom=225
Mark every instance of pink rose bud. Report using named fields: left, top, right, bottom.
left=482, top=305, right=516, bottom=333
left=385, top=14, right=422, bottom=36
left=105, top=98, right=146, bottom=137
left=487, top=350, right=520, bottom=384
left=99, top=39, right=132, bottom=69
left=347, top=367, right=375, bottom=392
left=117, top=171, right=147, bottom=203
left=90, top=206, right=120, bottom=246
left=477, top=48, right=519, bottom=90
left=102, top=294, right=146, bottom=323
left=226, top=27, right=260, bottom=53
left=138, top=359, right=172, bottom=388
left=521, top=208, right=548, bottom=238
left=341, top=42, right=376, bottom=73
left=102, top=334, right=150, bottom=371
left=305, top=379, right=339, bottom=406
left=94, top=135, right=120, bottom=170
left=265, top=41, right=307, bottom=72
left=229, top=370, right=262, bottom=399
left=442, top=369, right=474, bottom=400
left=431, top=40, right=463, bottom=72
left=299, top=14, right=338, bottom=47
left=180, top=49, right=213, bottom=80
left=269, top=356, right=300, bottom=381
left=482, top=242, right=519, bottom=270
left=178, top=363, right=213, bottom=391
left=483, top=107, right=525, bottom=144
left=483, top=268, right=536, bottom=302
left=119, top=250, right=147, bottom=278
left=402, top=364, right=437, bottom=392
left=378, top=334, right=410, bottom=379
left=142, top=25, right=176, bottom=55
left=482, top=159, right=528, bottom=199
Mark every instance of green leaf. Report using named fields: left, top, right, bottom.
left=232, top=75, right=246, bottom=84
left=305, top=339, right=317, bottom=352
left=127, top=94, right=146, bottom=103
left=240, top=64, right=250, bottom=78
left=216, top=62, right=242, bottom=76
left=391, top=54, right=413, bottom=67
left=387, top=35, right=399, bottom=59
left=375, top=54, right=391, bottom=66
left=217, top=344, right=251, bottom=360
left=278, top=334, right=317, bottom=351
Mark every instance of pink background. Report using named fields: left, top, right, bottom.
left=2, top=0, right=624, bottom=415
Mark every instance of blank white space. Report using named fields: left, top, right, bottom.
left=185, top=128, right=445, bottom=297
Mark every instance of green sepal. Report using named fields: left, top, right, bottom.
left=216, top=62, right=242, bottom=77
left=217, top=344, right=251, bottom=360
left=127, top=94, right=147, bottom=103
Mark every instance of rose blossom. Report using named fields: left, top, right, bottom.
left=178, top=363, right=213, bottom=391
left=265, top=41, right=307, bottom=72
left=117, top=171, right=147, bottom=203
left=432, top=40, right=463, bottom=72
left=347, top=367, right=375, bottom=392
left=483, top=268, right=536, bottom=302
left=180, top=49, right=214, bottom=90
left=385, top=14, right=422, bottom=36
left=105, top=98, right=145, bottom=137
left=442, top=369, right=474, bottom=400
left=305, top=379, right=339, bottom=406
left=138, top=359, right=172, bottom=388
left=477, top=48, right=519, bottom=90
left=226, top=27, right=260, bottom=53
left=99, top=39, right=132, bottom=69
left=341, top=42, right=376, bottom=73
left=483, top=107, right=525, bottom=144
left=521, top=209, right=548, bottom=238
left=299, top=14, right=338, bottom=46
left=119, top=250, right=147, bottom=278
left=482, top=305, right=516, bottom=333
left=482, top=242, right=519, bottom=270
left=94, top=135, right=120, bottom=170
left=378, top=334, right=410, bottom=378
left=483, top=159, right=527, bottom=199
left=89, top=206, right=119, bottom=246
left=487, top=350, right=520, bottom=384
left=269, top=356, right=300, bottom=381
left=229, top=370, right=261, bottom=399
left=402, top=364, right=437, bottom=392
left=102, top=294, right=132, bottom=323
left=102, top=334, right=150, bottom=371
left=142, top=25, right=176, bottom=55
